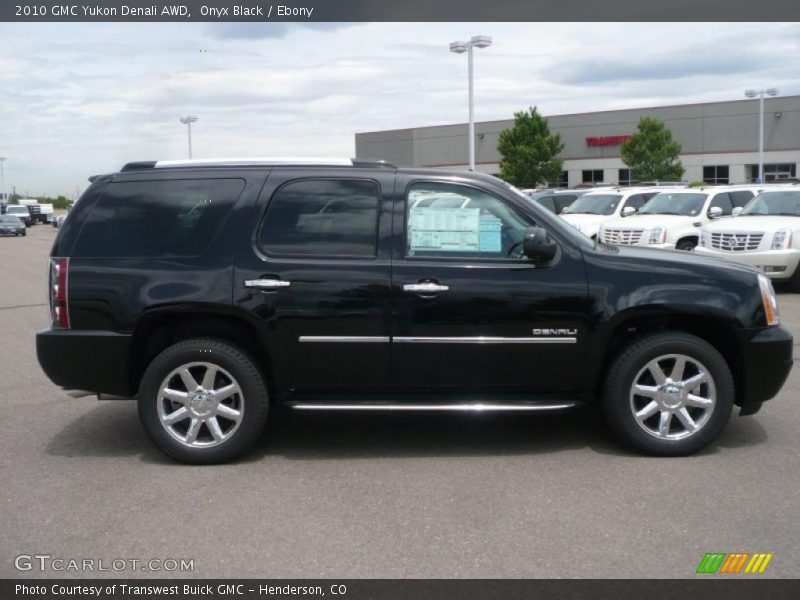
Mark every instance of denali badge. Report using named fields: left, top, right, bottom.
left=532, top=328, right=578, bottom=336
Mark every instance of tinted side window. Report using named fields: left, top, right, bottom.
left=72, top=179, right=244, bottom=258
left=730, top=190, right=754, bottom=208
left=710, top=192, right=733, bottom=215
left=259, top=179, right=379, bottom=258
left=624, top=194, right=647, bottom=211
left=554, top=195, right=577, bottom=213
left=534, top=195, right=556, bottom=213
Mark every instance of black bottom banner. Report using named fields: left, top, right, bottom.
left=3, top=579, right=800, bottom=600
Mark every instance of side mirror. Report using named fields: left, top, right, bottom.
left=707, top=206, right=723, bottom=219
left=559, top=206, right=569, bottom=215
left=732, top=207, right=744, bottom=216
left=621, top=206, right=637, bottom=217
left=523, top=226, right=557, bottom=262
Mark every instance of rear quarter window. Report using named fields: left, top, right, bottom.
left=71, top=178, right=244, bottom=258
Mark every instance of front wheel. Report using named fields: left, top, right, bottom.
left=676, top=239, right=697, bottom=251
left=603, top=332, right=733, bottom=456
left=138, top=338, right=269, bottom=464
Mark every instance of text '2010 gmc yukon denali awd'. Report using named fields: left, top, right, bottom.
left=36, top=159, right=793, bottom=463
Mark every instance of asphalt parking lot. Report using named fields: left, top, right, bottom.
left=1, top=223, right=799, bottom=579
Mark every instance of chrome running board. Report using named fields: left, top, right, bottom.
left=290, top=402, right=576, bottom=412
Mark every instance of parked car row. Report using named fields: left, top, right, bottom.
left=595, top=185, right=763, bottom=251
left=539, top=182, right=800, bottom=288
left=1, top=200, right=56, bottom=225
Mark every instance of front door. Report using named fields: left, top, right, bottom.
left=234, top=169, right=394, bottom=393
left=391, top=177, right=589, bottom=393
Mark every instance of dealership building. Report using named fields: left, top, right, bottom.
left=355, top=95, right=800, bottom=187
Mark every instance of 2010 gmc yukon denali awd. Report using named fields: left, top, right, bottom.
left=36, top=158, right=793, bottom=463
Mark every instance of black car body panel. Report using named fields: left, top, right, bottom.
left=36, top=162, right=792, bottom=414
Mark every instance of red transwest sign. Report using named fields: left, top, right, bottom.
left=586, top=135, right=632, bottom=147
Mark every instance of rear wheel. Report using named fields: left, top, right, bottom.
left=603, top=332, right=733, bottom=456
left=138, top=338, right=269, bottom=464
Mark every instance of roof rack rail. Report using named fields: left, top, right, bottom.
left=120, top=161, right=157, bottom=171
left=120, top=158, right=396, bottom=171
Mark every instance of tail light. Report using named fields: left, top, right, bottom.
left=49, top=257, right=70, bottom=329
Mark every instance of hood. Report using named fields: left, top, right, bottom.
left=705, top=215, right=800, bottom=233
left=595, top=240, right=760, bottom=278
left=561, top=213, right=608, bottom=228
left=560, top=213, right=608, bottom=235
left=602, top=213, right=698, bottom=230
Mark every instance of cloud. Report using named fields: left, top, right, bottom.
left=208, top=22, right=353, bottom=39
left=0, top=22, right=797, bottom=196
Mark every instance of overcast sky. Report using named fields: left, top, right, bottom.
left=1, top=22, right=798, bottom=196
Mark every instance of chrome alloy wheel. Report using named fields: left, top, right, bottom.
left=629, top=354, right=716, bottom=441
left=157, top=362, right=244, bottom=448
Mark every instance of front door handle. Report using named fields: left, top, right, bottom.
left=403, top=282, right=449, bottom=294
left=244, top=279, right=291, bottom=290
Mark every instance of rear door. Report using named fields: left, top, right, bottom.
left=233, top=168, right=394, bottom=393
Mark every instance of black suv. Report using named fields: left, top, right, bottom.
left=37, top=159, right=793, bottom=463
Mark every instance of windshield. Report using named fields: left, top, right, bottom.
left=0, top=215, right=21, bottom=223
left=639, top=192, right=707, bottom=216
left=7, top=207, right=27, bottom=213
left=502, top=182, right=595, bottom=250
left=740, top=191, right=800, bottom=216
left=564, top=194, right=622, bottom=216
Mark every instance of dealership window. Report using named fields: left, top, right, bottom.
left=619, top=169, right=634, bottom=186
left=748, top=163, right=797, bottom=183
left=582, top=170, right=604, bottom=184
left=548, top=171, right=568, bottom=188
left=260, top=179, right=379, bottom=258
left=703, top=165, right=729, bottom=185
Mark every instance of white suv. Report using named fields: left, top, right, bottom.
left=560, top=187, right=672, bottom=240
left=598, top=186, right=762, bottom=251
left=695, top=186, right=800, bottom=289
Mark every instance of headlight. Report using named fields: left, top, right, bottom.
left=699, top=229, right=709, bottom=247
left=758, top=274, right=780, bottom=326
left=598, top=225, right=605, bottom=240
left=771, top=229, right=792, bottom=250
left=648, top=227, right=666, bottom=244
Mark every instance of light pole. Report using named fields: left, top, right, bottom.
left=179, top=115, right=199, bottom=159
left=745, top=88, right=778, bottom=183
left=0, top=157, right=6, bottom=211
left=450, top=35, right=492, bottom=171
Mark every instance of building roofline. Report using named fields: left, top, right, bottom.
left=356, top=94, right=800, bottom=136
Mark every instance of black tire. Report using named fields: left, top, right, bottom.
left=138, top=338, right=269, bottom=464
left=21, top=230, right=26, bottom=237
left=603, top=331, right=734, bottom=456
left=676, top=238, right=697, bottom=251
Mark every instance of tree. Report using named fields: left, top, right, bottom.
left=497, top=107, right=564, bottom=188
left=620, top=117, right=684, bottom=182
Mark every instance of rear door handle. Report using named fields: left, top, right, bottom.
left=403, top=282, right=449, bottom=294
left=244, top=279, right=291, bottom=290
